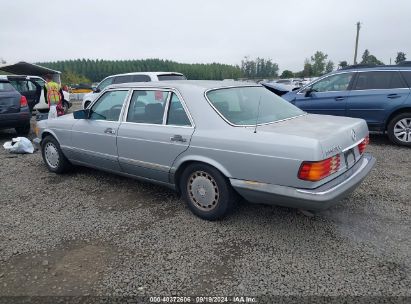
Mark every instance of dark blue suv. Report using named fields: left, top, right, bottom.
left=282, top=65, right=411, bottom=146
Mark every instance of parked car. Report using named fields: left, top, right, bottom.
left=282, top=65, right=411, bottom=146
left=34, top=81, right=375, bottom=220
left=0, top=62, right=71, bottom=113
left=82, top=72, right=186, bottom=109
left=0, top=79, right=31, bottom=135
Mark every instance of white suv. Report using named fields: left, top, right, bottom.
left=82, top=72, right=186, bottom=109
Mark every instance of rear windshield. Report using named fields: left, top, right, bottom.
left=158, top=74, right=186, bottom=81
left=206, top=86, right=305, bottom=126
left=0, top=81, right=16, bottom=92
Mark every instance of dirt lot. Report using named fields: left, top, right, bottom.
left=0, top=103, right=410, bottom=300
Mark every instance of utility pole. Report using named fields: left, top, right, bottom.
left=353, top=22, right=361, bottom=65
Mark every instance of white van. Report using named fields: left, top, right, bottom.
left=82, top=72, right=186, bottom=109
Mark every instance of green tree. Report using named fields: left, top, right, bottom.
left=325, top=60, right=334, bottom=73
left=360, top=49, right=384, bottom=65
left=61, top=70, right=91, bottom=86
left=310, top=51, right=328, bottom=76
left=338, top=61, right=348, bottom=69
left=280, top=70, right=294, bottom=78
left=395, top=52, right=406, bottom=64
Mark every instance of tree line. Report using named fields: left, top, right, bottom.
left=35, top=50, right=407, bottom=85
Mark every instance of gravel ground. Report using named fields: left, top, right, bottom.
left=0, top=103, right=410, bottom=299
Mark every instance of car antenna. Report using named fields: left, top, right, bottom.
left=254, top=96, right=262, bottom=134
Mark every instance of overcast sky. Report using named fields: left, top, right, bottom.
left=1, top=0, right=410, bottom=72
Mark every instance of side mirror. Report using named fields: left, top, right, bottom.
left=73, top=109, right=90, bottom=119
left=93, top=88, right=101, bottom=93
left=305, top=88, right=314, bottom=97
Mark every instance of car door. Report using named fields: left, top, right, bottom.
left=346, top=71, right=410, bottom=129
left=70, top=89, right=130, bottom=171
left=293, top=72, right=355, bottom=116
left=117, top=89, right=194, bottom=183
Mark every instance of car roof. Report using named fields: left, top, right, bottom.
left=107, top=80, right=259, bottom=91
left=105, top=71, right=185, bottom=78
left=334, top=65, right=411, bottom=74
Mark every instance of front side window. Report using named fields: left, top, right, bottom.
left=126, top=90, right=169, bottom=124
left=206, top=86, right=305, bottom=126
left=354, top=71, right=406, bottom=90
left=97, top=77, right=114, bottom=91
left=90, top=90, right=128, bottom=121
left=167, top=93, right=191, bottom=126
left=310, top=73, right=353, bottom=92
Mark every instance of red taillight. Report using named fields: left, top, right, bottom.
left=358, top=135, right=369, bottom=154
left=298, top=155, right=340, bottom=182
left=20, top=96, right=28, bottom=107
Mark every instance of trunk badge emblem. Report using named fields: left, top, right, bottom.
left=351, top=129, right=357, bottom=141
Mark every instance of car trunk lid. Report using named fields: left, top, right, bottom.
left=257, top=114, right=369, bottom=160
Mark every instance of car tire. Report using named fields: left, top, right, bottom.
left=15, top=124, right=31, bottom=136
left=180, top=163, right=236, bottom=220
left=387, top=112, right=411, bottom=147
left=84, top=101, right=91, bottom=109
left=41, top=135, right=72, bottom=173
left=62, top=100, right=69, bottom=114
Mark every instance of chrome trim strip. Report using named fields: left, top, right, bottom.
left=64, top=146, right=117, bottom=160
left=118, top=157, right=170, bottom=172
left=342, top=137, right=365, bottom=152
left=204, top=86, right=307, bottom=127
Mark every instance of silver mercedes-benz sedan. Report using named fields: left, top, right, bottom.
left=34, top=81, right=376, bottom=220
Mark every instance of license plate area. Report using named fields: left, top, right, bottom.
left=344, top=148, right=356, bottom=169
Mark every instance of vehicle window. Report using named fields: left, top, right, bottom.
left=126, top=90, right=169, bottom=124
left=311, top=73, right=353, bottom=92
left=97, top=77, right=114, bottom=91
left=131, top=75, right=151, bottom=82
left=400, top=71, right=411, bottom=88
left=0, top=81, right=15, bottom=91
left=354, top=71, right=406, bottom=90
left=9, top=80, right=29, bottom=92
left=113, top=75, right=134, bottom=84
left=33, top=79, right=45, bottom=87
left=27, top=81, right=37, bottom=91
left=206, top=86, right=305, bottom=125
left=167, top=93, right=191, bottom=126
left=158, top=74, right=186, bottom=81
left=90, top=90, right=128, bottom=121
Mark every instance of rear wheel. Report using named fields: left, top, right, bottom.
left=41, top=136, right=72, bottom=173
left=180, top=163, right=236, bottom=220
left=387, top=112, right=411, bottom=146
left=15, top=124, right=30, bottom=136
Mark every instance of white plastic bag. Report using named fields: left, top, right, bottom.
left=3, top=137, right=34, bottom=154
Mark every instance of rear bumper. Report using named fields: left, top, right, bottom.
left=230, top=153, right=376, bottom=211
left=0, top=110, right=31, bottom=129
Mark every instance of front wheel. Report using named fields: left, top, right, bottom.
left=180, top=163, right=236, bottom=220
left=387, top=112, right=411, bottom=146
left=41, top=136, right=72, bottom=173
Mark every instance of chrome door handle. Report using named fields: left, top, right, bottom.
left=104, top=128, right=116, bottom=135
left=170, top=135, right=187, bottom=142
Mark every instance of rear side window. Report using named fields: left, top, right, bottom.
left=354, top=71, right=406, bottom=90
left=132, top=75, right=151, bottom=82
left=113, top=75, right=134, bottom=84
left=158, top=74, right=186, bottom=81
left=400, top=71, right=411, bottom=88
left=0, top=81, right=16, bottom=92
left=126, top=90, right=169, bottom=124
left=167, top=93, right=191, bottom=126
